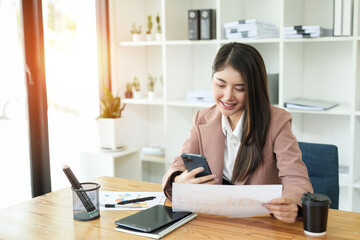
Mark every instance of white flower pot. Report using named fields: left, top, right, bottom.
left=97, top=117, right=127, bottom=150
left=156, top=33, right=162, bottom=41
left=132, top=34, right=141, bottom=42
left=146, top=34, right=152, bottom=41
left=148, top=91, right=156, bottom=100
left=133, top=91, right=141, bottom=99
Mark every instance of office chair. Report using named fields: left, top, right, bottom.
left=298, top=142, right=339, bottom=209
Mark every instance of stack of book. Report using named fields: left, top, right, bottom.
left=141, top=143, right=165, bottom=158
left=283, top=25, right=333, bottom=38
left=224, top=19, right=278, bottom=39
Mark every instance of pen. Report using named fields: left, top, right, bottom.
left=117, top=196, right=156, bottom=205
left=103, top=204, right=144, bottom=208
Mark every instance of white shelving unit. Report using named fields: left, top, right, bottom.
left=79, top=146, right=141, bottom=181
left=109, top=0, right=360, bottom=212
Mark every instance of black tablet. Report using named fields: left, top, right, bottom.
left=114, top=205, right=192, bottom=233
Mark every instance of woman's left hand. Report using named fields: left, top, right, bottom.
left=262, top=197, right=298, bottom=223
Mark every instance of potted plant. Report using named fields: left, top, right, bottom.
left=130, top=23, right=142, bottom=42
left=155, top=12, right=162, bottom=41
left=146, top=15, right=153, bottom=41
left=133, top=76, right=141, bottom=99
left=147, top=73, right=156, bottom=100
left=125, top=82, right=133, bottom=98
left=96, top=84, right=127, bottom=150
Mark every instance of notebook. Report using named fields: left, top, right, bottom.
left=114, top=205, right=197, bottom=239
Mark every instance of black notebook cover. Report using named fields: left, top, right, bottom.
left=114, top=205, right=196, bottom=239
left=114, top=205, right=193, bottom=232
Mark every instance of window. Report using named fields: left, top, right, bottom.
left=42, top=0, right=99, bottom=190
left=0, top=0, right=31, bottom=208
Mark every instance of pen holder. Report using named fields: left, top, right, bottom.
left=71, top=182, right=101, bottom=221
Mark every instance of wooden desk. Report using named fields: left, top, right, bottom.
left=0, top=177, right=359, bottom=240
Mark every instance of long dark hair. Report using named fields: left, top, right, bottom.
left=212, top=42, right=271, bottom=183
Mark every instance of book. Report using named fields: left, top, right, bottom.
left=284, top=97, right=338, bottom=111
left=224, top=19, right=276, bottom=29
left=188, top=10, right=200, bottom=40
left=225, top=27, right=278, bottom=34
left=142, top=143, right=165, bottom=155
left=342, top=0, right=352, bottom=36
left=224, top=19, right=278, bottom=39
left=225, top=28, right=278, bottom=39
left=283, top=33, right=321, bottom=38
left=223, top=18, right=257, bottom=27
left=283, top=28, right=330, bottom=35
left=226, top=31, right=278, bottom=39
left=224, top=23, right=277, bottom=32
left=200, top=9, right=216, bottom=40
left=267, top=74, right=279, bottom=105
left=333, top=0, right=343, bottom=36
left=283, top=25, right=322, bottom=31
left=283, top=26, right=333, bottom=38
left=283, top=29, right=315, bottom=34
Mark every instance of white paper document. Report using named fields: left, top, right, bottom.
left=172, top=183, right=282, bottom=217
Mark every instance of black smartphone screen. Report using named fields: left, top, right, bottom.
left=181, top=153, right=212, bottom=177
left=114, top=205, right=192, bottom=233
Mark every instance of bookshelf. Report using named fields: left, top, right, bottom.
left=109, top=0, right=360, bottom=212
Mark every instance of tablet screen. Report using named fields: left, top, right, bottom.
left=114, top=205, right=192, bottom=232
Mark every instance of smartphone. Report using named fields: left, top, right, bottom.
left=181, top=153, right=212, bottom=178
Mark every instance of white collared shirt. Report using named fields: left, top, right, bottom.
left=221, top=113, right=244, bottom=182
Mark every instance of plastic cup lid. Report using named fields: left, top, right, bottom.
left=301, top=192, right=331, bottom=206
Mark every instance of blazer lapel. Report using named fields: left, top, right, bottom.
left=199, top=108, right=225, bottom=182
left=198, top=107, right=251, bottom=186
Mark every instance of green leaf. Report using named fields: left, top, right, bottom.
left=97, top=84, right=126, bottom=119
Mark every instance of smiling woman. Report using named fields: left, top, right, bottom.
left=163, top=43, right=313, bottom=224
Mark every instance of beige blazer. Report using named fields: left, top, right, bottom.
left=162, top=105, right=313, bottom=205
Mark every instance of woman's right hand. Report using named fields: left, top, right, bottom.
left=174, top=167, right=218, bottom=184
